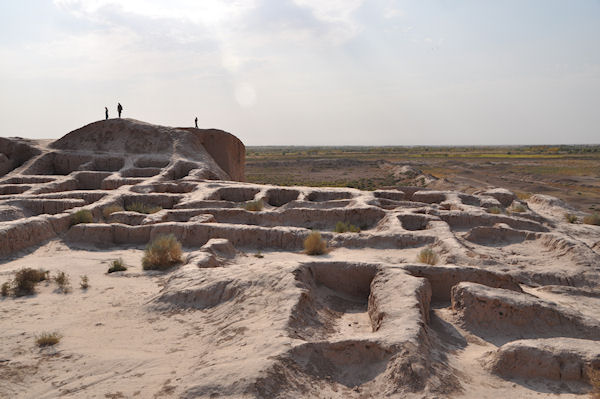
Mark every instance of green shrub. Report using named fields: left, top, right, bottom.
left=334, top=221, right=361, bottom=233
left=487, top=206, right=502, bottom=214
left=53, top=271, right=71, bottom=293
left=254, top=251, right=264, bottom=258
left=1, top=281, right=11, bottom=297
left=243, top=199, right=263, bottom=211
left=303, top=231, right=327, bottom=255
left=71, top=209, right=93, bottom=225
left=125, top=202, right=161, bottom=214
left=417, top=247, right=439, bottom=265
left=80, top=275, right=89, bottom=289
left=142, top=234, right=183, bottom=270
left=108, top=258, right=127, bottom=273
left=13, top=268, right=48, bottom=296
left=36, top=332, right=61, bottom=347
left=583, top=213, right=600, bottom=226
left=102, top=205, right=124, bottom=219
left=565, top=213, right=578, bottom=223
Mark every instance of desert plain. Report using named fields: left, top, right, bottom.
left=1, top=119, right=599, bottom=398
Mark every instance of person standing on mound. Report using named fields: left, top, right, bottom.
left=105, top=107, right=109, bottom=120
left=195, top=117, right=198, bottom=128
left=117, top=102, right=123, bottom=118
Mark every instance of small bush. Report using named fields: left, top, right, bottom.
left=36, top=332, right=61, bottom=347
left=53, top=271, right=71, bottom=293
left=583, top=213, right=600, bottom=226
left=142, top=234, right=183, bottom=270
left=334, top=221, right=361, bottom=233
left=243, top=199, right=263, bottom=211
left=304, top=231, right=327, bottom=255
left=417, top=247, right=439, bottom=265
left=510, top=204, right=527, bottom=213
left=108, top=258, right=127, bottom=273
left=565, top=213, right=578, bottom=223
left=487, top=206, right=502, bottom=214
left=71, top=209, right=93, bottom=225
left=125, top=202, right=161, bottom=214
left=13, top=268, right=48, bottom=296
left=1, top=281, right=11, bottom=297
left=102, top=205, right=124, bottom=219
left=254, top=251, right=264, bottom=258
left=80, top=275, right=89, bottom=289
left=515, top=191, right=532, bottom=200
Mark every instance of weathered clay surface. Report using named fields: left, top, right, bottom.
left=487, top=338, right=600, bottom=382
left=1, top=120, right=600, bottom=398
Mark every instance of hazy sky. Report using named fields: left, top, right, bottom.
left=1, top=1, right=599, bottom=145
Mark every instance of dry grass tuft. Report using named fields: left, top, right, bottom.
left=53, top=271, right=71, bottom=293
left=125, top=202, right=162, bottom=214
left=304, top=231, right=328, bottom=255
left=1, top=281, right=11, bottom=297
left=36, top=332, right=61, bottom=347
left=583, top=213, right=600, bottom=226
left=80, top=275, right=89, bottom=289
left=243, top=199, right=263, bottom=211
left=334, top=221, right=361, bottom=233
left=102, top=204, right=124, bottom=219
left=107, top=258, right=127, bottom=273
left=565, top=213, right=578, bottom=223
left=142, top=234, right=183, bottom=270
left=13, top=268, right=48, bottom=296
left=417, top=247, right=439, bottom=265
left=510, top=204, right=527, bottom=213
left=515, top=191, right=532, bottom=200
left=487, top=206, right=502, bottom=214
left=71, top=209, right=93, bottom=225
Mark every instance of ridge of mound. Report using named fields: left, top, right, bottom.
left=49, top=119, right=244, bottom=180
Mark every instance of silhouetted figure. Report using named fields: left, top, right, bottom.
left=195, top=117, right=198, bottom=128
left=117, top=103, right=123, bottom=118
left=105, top=107, right=109, bottom=120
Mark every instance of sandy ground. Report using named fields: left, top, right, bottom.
left=1, top=242, right=597, bottom=398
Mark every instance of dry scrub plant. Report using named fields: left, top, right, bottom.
left=584, top=213, right=600, bottom=226
left=1, top=281, right=11, bottom=297
left=71, top=209, right=93, bottom=225
left=108, top=258, right=127, bottom=273
left=510, top=204, right=527, bottom=213
left=304, top=231, right=327, bottom=255
left=565, top=213, right=578, bottom=223
left=12, top=268, right=48, bottom=296
left=53, top=271, right=71, bottom=293
left=417, top=247, right=439, bottom=265
left=80, top=275, right=89, bottom=289
left=334, top=221, right=360, bottom=233
left=102, top=204, right=124, bottom=219
left=243, top=199, right=263, bottom=211
left=142, top=234, right=183, bottom=270
left=125, top=202, right=162, bottom=214
left=36, top=332, right=61, bottom=347
left=487, top=206, right=502, bottom=215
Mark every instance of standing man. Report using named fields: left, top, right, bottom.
left=105, top=107, right=109, bottom=120
left=195, top=117, right=198, bottom=128
left=117, top=102, right=123, bottom=118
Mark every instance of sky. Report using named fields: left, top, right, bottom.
left=1, top=0, right=599, bottom=145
